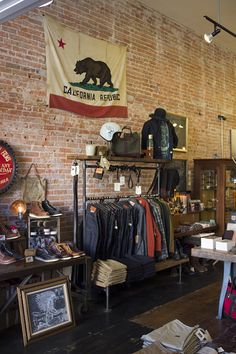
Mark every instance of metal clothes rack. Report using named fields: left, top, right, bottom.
left=68, top=155, right=190, bottom=311
left=86, top=193, right=160, bottom=201
left=77, top=156, right=167, bottom=311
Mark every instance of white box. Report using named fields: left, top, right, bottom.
left=215, top=239, right=235, bottom=252
left=201, top=236, right=222, bottom=249
left=227, top=223, right=236, bottom=231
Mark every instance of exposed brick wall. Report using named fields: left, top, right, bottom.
left=1, top=0, right=236, bottom=239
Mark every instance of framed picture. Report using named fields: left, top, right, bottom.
left=168, top=159, right=187, bottom=192
left=167, top=113, right=188, bottom=152
left=17, top=276, right=75, bottom=346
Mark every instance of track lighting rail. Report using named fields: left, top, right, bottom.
left=204, top=15, right=236, bottom=39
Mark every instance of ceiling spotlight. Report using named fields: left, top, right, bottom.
left=204, top=28, right=221, bottom=43
left=39, top=0, right=54, bottom=7
left=204, top=15, right=236, bottom=43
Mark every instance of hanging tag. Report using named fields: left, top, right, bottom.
left=71, top=163, right=79, bottom=176
left=120, top=175, right=125, bottom=186
left=135, top=185, right=142, bottom=195
left=93, top=167, right=104, bottom=179
left=114, top=182, right=121, bottom=192
left=108, top=174, right=113, bottom=184
left=99, top=156, right=110, bottom=170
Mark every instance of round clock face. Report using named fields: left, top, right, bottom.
left=0, top=141, right=18, bottom=194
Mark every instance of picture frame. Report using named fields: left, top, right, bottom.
left=17, top=276, right=75, bottom=346
left=166, top=113, right=188, bottom=152
left=168, top=159, right=187, bottom=192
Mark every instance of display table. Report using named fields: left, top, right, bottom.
left=0, top=256, right=92, bottom=315
left=191, top=247, right=236, bottom=319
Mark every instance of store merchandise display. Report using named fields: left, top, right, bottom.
left=92, top=259, right=127, bottom=287
left=0, top=222, right=21, bottom=240
left=28, top=200, right=62, bottom=218
left=140, top=319, right=209, bottom=353
left=29, top=201, right=50, bottom=218
left=0, top=244, right=24, bottom=261
left=35, top=239, right=85, bottom=262
left=0, top=248, right=17, bottom=264
left=114, top=255, right=156, bottom=282
left=139, top=319, right=236, bottom=354
left=41, top=199, right=62, bottom=216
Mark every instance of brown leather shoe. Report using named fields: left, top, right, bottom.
left=29, top=202, right=50, bottom=218
left=0, top=223, right=19, bottom=240
left=58, top=243, right=84, bottom=258
left=0, top=250, right=16, bottom=264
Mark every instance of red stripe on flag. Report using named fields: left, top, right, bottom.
left=49, top=94, right=128, bottom=118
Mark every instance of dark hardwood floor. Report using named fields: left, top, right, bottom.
left=0, top=262, right=235, bottom=354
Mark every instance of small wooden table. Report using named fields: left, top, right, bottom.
left=0, top=256, right=92, bottom=315
left=191, top=247, right=236, bottom=319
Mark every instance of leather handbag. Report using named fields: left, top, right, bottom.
left=223, top=279, right=236, bottom=321
left=111, top=126, right=141, bottom=157
left=21, top=163, right=47, bottom=203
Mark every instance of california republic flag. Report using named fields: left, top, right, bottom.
left=43, top=15, right=128, bottom=118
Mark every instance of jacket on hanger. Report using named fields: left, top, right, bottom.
left=141, top=108, right=178, bottom=160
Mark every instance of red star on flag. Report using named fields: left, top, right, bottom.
left=58, top=38, right=66, bottom=49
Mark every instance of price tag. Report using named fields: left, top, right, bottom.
left=135, top=185, right=142, bottom=195
left=71, top=164, right=79, bottom=176
left=114, top=182, right=121, bottom=192
left=120, top=175, right=125, bottom=186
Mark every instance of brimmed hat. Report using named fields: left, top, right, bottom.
left=149, top=107, right=166, bottom=118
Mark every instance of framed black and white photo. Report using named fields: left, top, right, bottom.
left=17, top=276, right=75, bottom=346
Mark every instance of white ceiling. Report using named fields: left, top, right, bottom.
left=1, top=0, right=236, bottom=53
left=139, top=0, right=236, bottom=54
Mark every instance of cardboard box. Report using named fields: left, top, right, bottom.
left=201, top=236, right=222, bottom=249
left=215, top=239, right=235, bottom=252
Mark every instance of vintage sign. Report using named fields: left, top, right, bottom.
left=0, top=140, right=17, bottom=193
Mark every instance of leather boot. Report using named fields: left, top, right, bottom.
left=172, top=240, right=181, bottom=260
left=29, top=202, right=50, bottom=218
left=176, top=239, right=188, bottom=259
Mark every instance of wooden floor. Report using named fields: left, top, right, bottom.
left=0, top=262, right=236, bottom=353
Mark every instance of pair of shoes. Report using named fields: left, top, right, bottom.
left=190, top=256, right=207, bottom=273
left=35, top=247, right=59, bottom=262
left=0, top=244, right=24, bottom=261
left=58, top=242, right=85, bottom=258
left=64, top=241, right=86, bottom=256
left=0, top=223, right=20, bottom=240
left=29, top=202, right=50, bottom=218
left=42, top=200, right=62, bottom=216
left=176, top=239, right=188, bottom=259
left=0, top=249, right=16, bottom=264
left=48, top=242, right=71, bottom=260
left=171, top=240, right=188, bottom=260
left=182, top=263, right=196, bottom=276
left=172, top=243, right=181, bottom=261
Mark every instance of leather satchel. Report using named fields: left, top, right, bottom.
left=21, top=163, right=47, bottom=203
left=111, top=126, right=141, bottom=157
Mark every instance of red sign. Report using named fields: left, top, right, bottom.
left=0, top=141, right=17, bottom=193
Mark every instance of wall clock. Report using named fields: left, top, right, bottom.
left=0, top=140, right=18, bottom=194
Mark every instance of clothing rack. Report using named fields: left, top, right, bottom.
left=80, top=159, right=162, bottom=234
left=69, top=156, right=189, bottom=311
left=86, top=194, right=160, bottom=202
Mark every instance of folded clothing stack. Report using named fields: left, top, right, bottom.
left=92, top=259, right=127, bottom=288
left=115, top=255, right=156, bottom=283
left=141, top=319, right=202, bottom=354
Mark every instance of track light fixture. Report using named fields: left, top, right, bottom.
left=204, top=15, right=236, bottom=43
left=204, top=26, right=221, bottom=43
